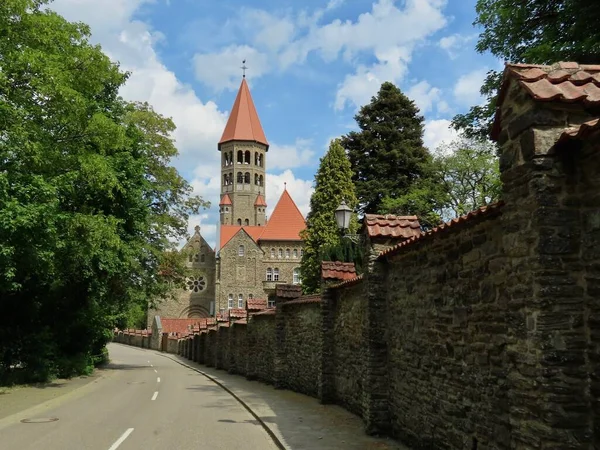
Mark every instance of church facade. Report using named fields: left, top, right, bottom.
left=149, top=77, right=306, bottom=322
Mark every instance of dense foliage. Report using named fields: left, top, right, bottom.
left=452, top=0, right=600, bottom=139
left=300, top=139, right=358, bottom=294
left=0, top=0, right=206, bottom=384
left=340, top=82, right=432, bottom=214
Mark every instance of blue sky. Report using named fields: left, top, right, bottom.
left=48, top=0, right=501, bottom=249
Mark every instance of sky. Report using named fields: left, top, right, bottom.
left=47, top=0, right=501, bottom=249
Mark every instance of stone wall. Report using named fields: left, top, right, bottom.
left=246, top=313, right=276, bottom=384
left=216, top=326, right=230, bottom=370
left=229, top=322, right=247, bottom=375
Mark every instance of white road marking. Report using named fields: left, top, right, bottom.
left=108, top=428, right=134, bottom=450
left=151, top=391, right=159, bottom=401
left=150, top=364, right=153, bottom=367
left=154, top=369, right=157, bottom=373
left=157, top=377, right=161, bottom=383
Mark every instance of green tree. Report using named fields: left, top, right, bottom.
left=452, top=0, right=600, bottom=139
left=300, top=139, right=358, bottom=294
left=380, top=138, right=501, bottom=227
left=0, top=0, right=207, bottom=384
left=341, top=82, right=432, bottom=214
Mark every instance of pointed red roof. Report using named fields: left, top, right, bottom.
left=254, top=194, right=267, bottom=207
left=218, top=78, right=269, bottom=150
left=259, top=190, right=306, bottom=241
left=219, top=194, right=232, bottom=206
left=219, top=225, right=264, bottom=249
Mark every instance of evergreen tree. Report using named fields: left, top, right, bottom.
left=300, top=139, right=358, bottom=294
left=340, top=82, right=431, bottom=214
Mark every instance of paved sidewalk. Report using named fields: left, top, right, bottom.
left=163, top=352, right=409, bottom=450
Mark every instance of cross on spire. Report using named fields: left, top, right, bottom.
left=241, top=60, right=248, bottom=78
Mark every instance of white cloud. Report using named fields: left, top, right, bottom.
left=438, top=33, right=476, bottom=59
left=453, top=68, right=488, bottom=106
left=423, top=119, right=460, bottom=151
left=407, top=80, right=442, bottom=114
left=193, top=45, right=270, bottom=92
left=269, top=139, right=316, bottom=171
left=266, top=170, right=314, bottom=218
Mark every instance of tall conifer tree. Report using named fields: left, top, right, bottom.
left=300, top=139, right=358, bottom=294
left=340, top=82, right=431, bottom=214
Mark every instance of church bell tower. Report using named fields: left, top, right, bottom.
left=218, top=74, right=268, bottom=226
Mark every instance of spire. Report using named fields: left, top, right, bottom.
left=219, top=194, right=232, bottom=206
left=218, top=78, right=269, bottom=150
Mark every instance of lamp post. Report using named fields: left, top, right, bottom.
left=334, top=201, right=363, bottom=245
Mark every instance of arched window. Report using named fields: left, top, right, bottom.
left=293, top=268, right=301, bottom=284
left=188, top=254, right=193, bottom=262
left=193, top=254, right=198, bottom=262
left=270, top=248, right=275, bottom=258
left=255, top=152, right=259, bottom=165
left=278, top=248, right=283, bottom=258
left=237, top=172, right=243, bottom=183
left=238, top=294, right=244, bottom=309
left=237, top=218, right=242, bottom=225
left=255, top=174, right=259, bottom=185
left=244, top=151, right=251, bottom=164
left=285, top=249, right=290, bottom=259
left=229, top=152, right=233, bottom=165
left=223, top=174, right=227, bottom=186
left=237, top=150, right=243, bottom=163
left=248, top=293, right=254, bottom=300
left=259, top=175, right=263, bottom=186
left=258, top=154, right=263, bottom=167
left=273, top=268, right=280, bottom=281
left=238, top=245, right=244, bottom=256
left=266, top=268, right=273, bottom=281
left=244, top=219, right=249, bottom=226
left=200, top=254, right=205, bottom=262
left=228, top=294, right=234, bottom=309
left=229, top=172, right=233, bottom=184
left=300, top=249, right=304, bottom=257
left=244, top=172, right=250, bottom=184
left=293, top=249, right=298, bottom=258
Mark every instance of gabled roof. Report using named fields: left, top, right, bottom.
left=258, top=189, right=306, bottom=241
left=364, top=214, right=421, bottom=239
left=219, top=225, right=264, bottom=249
left=218, top=78, right=269, bottom=150
left=219, top=194, right=232, bottom=206
left=181, top=225, right=214, bottom=253
left=254, top=194, right=267, bottom=207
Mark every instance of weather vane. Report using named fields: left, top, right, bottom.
left=241, top=60, right=248, bottom=78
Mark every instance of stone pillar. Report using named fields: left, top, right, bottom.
left=198, top=333, right=205, bottom=364
left=319, top=287, right=336, bottom=404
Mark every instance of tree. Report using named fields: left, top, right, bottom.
left=341, top=82, right=432, bottom=214
left=452, top=0, right=600, bottom=139
left=380, top=138, right=501, bottom=227
left=0, top=0, right=207, bottom=384
left=300, top=139, right=358, bottom=294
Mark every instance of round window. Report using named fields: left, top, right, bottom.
left=186, top=276, right=206, bottom=293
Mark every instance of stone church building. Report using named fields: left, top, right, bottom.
left=148, top=77, right=306, bottom=322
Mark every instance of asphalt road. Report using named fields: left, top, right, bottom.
left=0, top=343, right=278, bottom=450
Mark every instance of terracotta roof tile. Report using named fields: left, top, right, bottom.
left=219, top=194, right=232, bottom=206
left=282, top=295, right=322, bottom=306
left=378, top=201, right=505, bottom=260
left=557, top=118, right=600, bottom=144
left=330, top=274, right=364, bottom=289
left=160, top=318, right=204, bottom=335
left=247, top=298, right=268, bottom=310
left=219, top=225, right=264, bottom=249
left=258, top=189, right=306, bottom=241
left=276, top=284, right=302, bottom=298
left=251, top=308, right=276, bottom=316
left=364, top=214, right=421, bottom=239
left=218, top=78, right=269, bottom=149
left=254, top=194, right=267, bottom=207
left=228, top=308, right=247, bottom=319
left=233, top=318, right=248, bottom=325
left=321, top=261, right=357, bottom=281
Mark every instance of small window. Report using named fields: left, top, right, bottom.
left=300, top=249, right=304, bottom=257
left=248, top=293, right=253, bottom=300
left=293, top=249, right=298, bottom=258
left=270, top=248, right=275, bottom=258
left=237, top=218, right=242, bottom=225
left=237, top=150, right=243, bottom=163
left=238, top=245, right=244, bottom=256
left=285, top=249, right=290, bottom=259
left=259, top=175, right=263, bottom=186
left=238, top=294, right=244, bottom=309
left=245, top=150, right=251, bottom=164
left=244, top=172, right=250, bottom=184
left=225, top=207, right=229, bottom=212
left=200, top=254, right=205, bottom=262
left=193, top=254, right=199, bottom=262
left=293, top=268, right=301, bottom=285
left=278, top=249, right=283, bottom=258
left=273, top=268, right=280, bottom=281
left=266, top=268, right=273, bottom=281
left=188, top=254, right=193, bottom=262
left=244, top=219, right=249, bottom=226
left=228, top=294, right=234, bottom=309
left=268, top=297, right=275, bottom=308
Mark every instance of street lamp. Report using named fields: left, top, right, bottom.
left=334, top=200, right=363, bottom=244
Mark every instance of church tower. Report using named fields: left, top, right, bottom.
left=218, top=77, right=268, bottom=227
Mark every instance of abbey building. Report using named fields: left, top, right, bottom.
left=149, top=77, right=306, bottom=322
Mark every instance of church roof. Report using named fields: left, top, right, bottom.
left=254, top=194, right=267, bottom=207
left=219, top=225, right=264, bottom=249
left=219, top=194, right=232, bottom=206
left=218, top=78, right=269, bottom=150
left=257, top=189, right=306, bottom=241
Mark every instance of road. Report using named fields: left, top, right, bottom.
left=0, top=344, right=278, bottom=450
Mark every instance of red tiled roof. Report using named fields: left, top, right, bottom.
left=254, top=194, right=267, bottom=207
left=219, top=194, right=232, bottom=206
left=557, top=118, right=600, bottom=144
left=228, top=308, right=247, bottom=319
left=321, top=261, right=357, bottom=281
left=234, top=318, right=248, bottom=325
left=219, top=225, right=264, bottom=249
left=364, top=214, right=421, bottom=239
left=160, top=318, right=203, bottom=335
left=247, top=298, right=268, bottom=310
left=252, top=308, right=276, bottom=316
left=258, top=189, right=306, bottom=241
left=379, top=202, right=505, bottom=260
left=330, top=274, right=364, bottom=289
left=218, top=78, right=269, bottom=150
left=493, top=62, right=600, bottom=140
left=282, top=295, right=322, bottom=306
